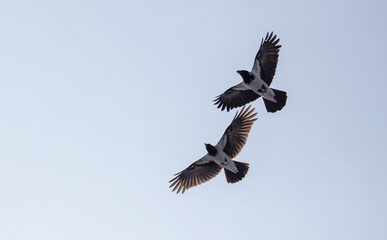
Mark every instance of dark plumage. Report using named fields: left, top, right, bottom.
left=214, top=32, right=287, bottom=113
left=169, top=105, right=257, bottom=194
left=205, top=143, right=218, bottom=156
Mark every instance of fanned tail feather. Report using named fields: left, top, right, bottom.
left=224, top=161, right=249, bottom=183
left=263, top=88, right=287, bottom=113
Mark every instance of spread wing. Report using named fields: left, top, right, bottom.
left=252, top=32, right=281, bottom=86
left=213, top=83, right=260, bottom=112
left=169, top=156, right=222, bottom=194
left=216, top=105, right=257, bottom=159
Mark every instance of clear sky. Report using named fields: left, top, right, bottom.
left=1, top=0, right=386, bottom=239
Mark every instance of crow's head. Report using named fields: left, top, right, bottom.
left=205, top=143, right=218, bottom=156
left=237, top=70, right=254, bottom=84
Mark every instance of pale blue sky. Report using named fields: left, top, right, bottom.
left=1, top=0, right=386, bottom=239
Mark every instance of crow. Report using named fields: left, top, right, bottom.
left=214, top=32, right=287, bottom=113
left=169, top=105, right=257, bottom=194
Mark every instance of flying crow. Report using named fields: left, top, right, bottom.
left=169, top=105, right=257, bottom=194
left=214, top=32, right=287, bottom=113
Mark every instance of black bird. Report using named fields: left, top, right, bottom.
left=214, top=32, right=287, bottom=113
left=169, top=105, right=257, bottom=194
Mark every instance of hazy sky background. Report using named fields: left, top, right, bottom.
left=1, top=0, right=386, bottom=239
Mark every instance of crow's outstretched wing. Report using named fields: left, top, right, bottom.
left=214, top=83, right=260, bottom=112
left=169, top=156, right=222, bottom=194
left=252, top=32, right=281, bottom=86
left=216, top=105, right=257, bottom=159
